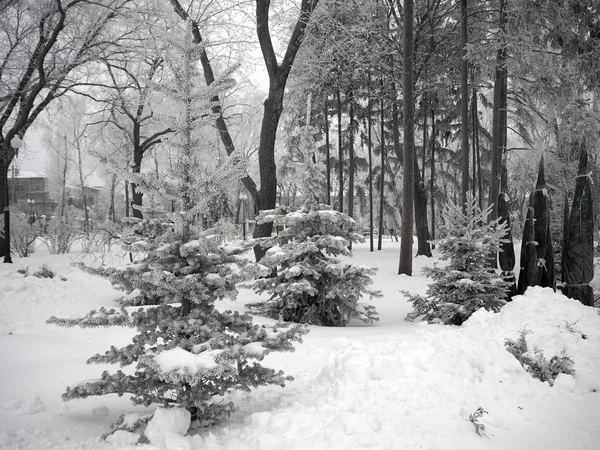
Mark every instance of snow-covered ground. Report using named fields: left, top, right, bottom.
left=1, top=239, right=599, bottom=450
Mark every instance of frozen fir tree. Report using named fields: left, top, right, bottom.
left=47, top=35, right=305, bottom=433
left=246, top=105, right=380, bottom=326
left=404, top=196, right=511, bottom=325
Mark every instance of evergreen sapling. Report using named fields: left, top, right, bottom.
left=246, top=111, right=380, bottom=326
left=404, top=196, right=511, bottom=325
left=47, top=36, right=306, bottom=434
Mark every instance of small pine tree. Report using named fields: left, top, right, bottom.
left=404, top=196, right=511, bottom=325
left=246, top=111, right=380, bottom=326
left=47, top=36, right=306, bottom=433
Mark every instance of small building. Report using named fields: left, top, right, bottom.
left=7, top=169, right=56, bottom=216
left=7, top=169, right=102, bottom=217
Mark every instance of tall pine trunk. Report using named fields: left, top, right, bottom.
left=324, top=96, right=331, bottom=205
left=378, top=93, right=385, bottom=251
left=399, top=0, right=415, bottom=275
left=337, top=89, right=343, bottom=213
left=430, top=108, right=436, bottom=248
left=368, top=78, right=374, bottom=252
left=347, top=88, right=355, bottom=220
left=489, top=0, right=506, bottom=220
left=459, top=0, right=469, bottom=210
left=414, top=158, right=432, bottom=257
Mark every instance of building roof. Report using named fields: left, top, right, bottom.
left=8, top=169, right=46, bottom=179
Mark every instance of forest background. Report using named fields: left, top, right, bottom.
left=1, top=0, right=599, bottom=272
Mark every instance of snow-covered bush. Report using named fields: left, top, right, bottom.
left=10, top=213, right=39, bottom=257
left=246, top=125, right=380, bottom=326
left=33, top=264, right=55, bottom=279
left=43, top=216, right=79, bottom=254
left=404, top=196, right=511, bottom=325
left=246, top=204, right=380, bottom=326
left=505, top=329, right=575, bottom=385
left=46, top=37, right=306, bottom=434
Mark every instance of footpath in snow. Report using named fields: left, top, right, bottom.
left=0, top=242, right=599, bottom=449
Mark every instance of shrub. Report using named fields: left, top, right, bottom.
left=10, top=213, right=40, bottom=257
left=43, top=216, right=79, bottom=254
left=404, top=196, right=511, bottom=325
left=246, top=205, right=380, bottom=326
left=505, top=329, right=575, bottom=385
left=33, top=264, right=56, bottom=279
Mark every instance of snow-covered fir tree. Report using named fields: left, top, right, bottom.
left=246, top=110, right=380, bottom=326
left=47, top=34, right=306, bottom=433
left=404, top=196, right=511, bottom=325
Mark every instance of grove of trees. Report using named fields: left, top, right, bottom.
left=1, top=0, right=599, bottom=274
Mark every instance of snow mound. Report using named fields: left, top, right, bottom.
left=145, top=407, right=191, bottom=448
left=105, top=430, right=140, bottom=445
left=22, top=394, right=46, bottom=415
left=205, top=287, right=600, bottom=449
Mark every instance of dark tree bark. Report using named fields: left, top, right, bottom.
left=378, top=93, right=385, bottom=251
left=459, top=0, right=469, bottom=210
left=422, top=95, right=427, bottom=181
left=368, top=82, right=374, bottom=252
left=471, top=88, right=477, bottom=198
left=325, top=97, right=331, bottom=205
left=391, top=82, right=402, bottom=165
left=414, top=158, right=432, bottom=257
left=475, top=101, right=483, bottom=212
left=347, top=88, right=355, bottom=220
left=399, top=0, right=415, bottom=275
left=109, top=173, right=117, bottom=223
left=60, top=135, right=68, bottom=217
left=430, top=107, right=436, bottom=248
left=488, top=0, right=507, bottom=221
left=561, top=190, right=570, bottom=282
left=252, top=0, right=320, bottom=260
left=125, top=181, right=130, bottom=218
left=563, top=148, right=594, bottom=306
left=337, top=89, right=344, bottom=213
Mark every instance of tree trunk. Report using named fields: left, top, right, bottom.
left=347, top=88, right=355, bottom=220
left=0, top=158, right=8, bottom=260
left=253, top=87, right=284, bottom=261
left=399, top=0, right=415, bottom=275
left=391, top=82, right=402, bottom=165
left=499, top=68, right=508, bottom=194
left=131, top=122, right=143, bottom=220
left=60, top=134, right=68, bottom=217
left=471, top=87, right=477, bottom=198
left=414, top=158, right=431, bottom=257
left=125, top=181, right=130, bottom=218
left=422, top=95, right=427, bottom=181
left=368, top=77, right=374, bottom=252
left=337, top=88, right=343, bottom=213
left=324, top=96, right=331, bottom=205
left=109, top=173, right=117, bottom=222
left=489, top=0, right=506, bottom=220
left=460, top=0, right=469, bottom=210
left=75, top=138, right=89, bottom=233
left=378, top=93, right=385, bottom=251
left=430, top=107, right=436, bottom=248
left=474, top=96, right=483, bottom=211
